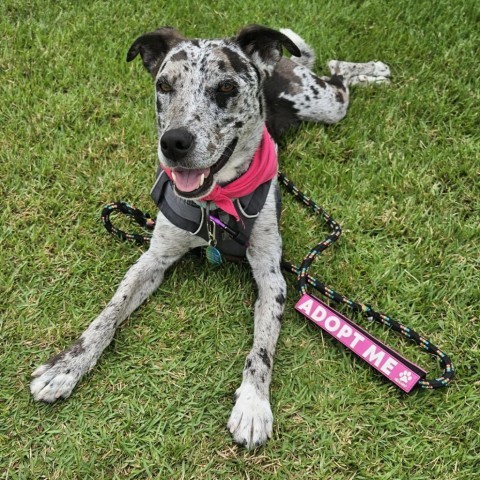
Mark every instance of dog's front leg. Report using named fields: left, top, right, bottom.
left=228, top=193, right=286, bottom=449
left=30, top=216, right=192, bottom=403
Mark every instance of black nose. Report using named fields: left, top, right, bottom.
left=160, top=128, right=194, bottom=161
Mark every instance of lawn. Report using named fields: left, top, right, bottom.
left=1, top=0, right=479, bottom=478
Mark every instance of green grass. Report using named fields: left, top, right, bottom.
left=1, top=0, right=479, bottom=478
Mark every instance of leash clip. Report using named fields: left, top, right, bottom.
left=205, top=204, right=223, bottom=266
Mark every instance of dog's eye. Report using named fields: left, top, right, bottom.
left=158, top=82, right=173, bottom=93
left=218, top=82, right=236, bottom=94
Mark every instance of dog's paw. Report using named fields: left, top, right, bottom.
left=372, top=61, right=391, bottom=78
left=351, top=61, right=391, bottom=85
left=328, top=60, right=391, bottom=86
left=349, top=74, right=391, bottom=86
left=227, top=384, right=273, bottom=450
left=30, top=361, right=80, bottom=403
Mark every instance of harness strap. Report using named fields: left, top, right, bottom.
left=150, top=169, right=273, bottom=258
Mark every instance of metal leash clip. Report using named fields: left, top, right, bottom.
left=205, top=204, right=223, bottom=266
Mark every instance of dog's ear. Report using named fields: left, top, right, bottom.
left=235, top=25, right=301, bottom=77
left=127, top=27, right=186, bottom=78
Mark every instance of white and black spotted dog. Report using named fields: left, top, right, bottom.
left=31, top=25, right=390, bottom=449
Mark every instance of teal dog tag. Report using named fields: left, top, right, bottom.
left=206, top=245, right=223, bottom=266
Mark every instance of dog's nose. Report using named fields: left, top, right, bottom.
left=160, top=128, right=194, bottom=161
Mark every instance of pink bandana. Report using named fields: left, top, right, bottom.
left=164, top=126, right=278, bottom=221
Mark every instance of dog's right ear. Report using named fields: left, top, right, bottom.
left=126, top=27, right=186, bottom=78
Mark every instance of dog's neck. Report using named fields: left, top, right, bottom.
left=198, top=125, right=278, bottom=220
left=215, top=122, right=265, bottom=187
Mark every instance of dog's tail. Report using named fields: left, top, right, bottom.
left=280, top=28, right=316, bottom=69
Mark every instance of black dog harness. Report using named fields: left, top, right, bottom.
left=150, top=169, right=273, bottom=259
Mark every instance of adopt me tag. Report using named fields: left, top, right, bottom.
left=295, top=293, right=427, bottom=393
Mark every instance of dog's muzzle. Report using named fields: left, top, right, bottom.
left=164, top=137, right=238, bottom=198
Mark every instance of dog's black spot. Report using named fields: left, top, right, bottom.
left=234, top=121, right=244, bottom=129
left=326, top=74, right=346, bottom=91
left=214, top=91, right=231, bottom=109
left=156, top=97, right=162, bottom=113
left=263, top=69, right=302, bottom=142
left=275, top=293, right=285, bottom=305
left=250, top=369, right=256, bottom=376
left=335, top=91, right=345, bottom=104
left=221, top=47, right=248, bottom=75
left=170, top=49, right=187, bottom=62
left=276, top=313, right=283, bottom=323
left=270, top=63, right=303, bottom=97
left=246, top=358, right=252, bottom=369
left=311, top=86, right=319, bottom=95
left=261, top=375, right=266, bottom=383
left=123, top=295, right=128, bottom=301
left=46, top=350, right=66, bottom=366
left=258, top=348, right=271, bottom=369
left=218, top=60, right=226, bottom=72
left=191, top=39, right=200, bottom=48
left=47, top=338, right=85, bottom=367
left=270, top=266, right=276, bottom=274
left=70, top=338, right=85, bottom=357
left=265, top=97, right=300, bottom=142
left=314, top=76, right=327, bottom=89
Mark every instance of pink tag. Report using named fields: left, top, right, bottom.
left=295, top=293, right=427, bottom=393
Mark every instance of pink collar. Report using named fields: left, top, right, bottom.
left=165, top=126, right=278, bottom=221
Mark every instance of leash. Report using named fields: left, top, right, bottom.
left=101, top=171, right=454, bottom=391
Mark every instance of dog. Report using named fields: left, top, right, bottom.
left=30, top=25, right=390, bottom=449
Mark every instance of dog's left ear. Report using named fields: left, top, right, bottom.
left=235, top=25, right=301, bottom=77
left=127, top=27, right=186, bottom=78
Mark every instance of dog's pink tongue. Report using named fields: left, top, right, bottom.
left=173, top=167, right=210, bottom=193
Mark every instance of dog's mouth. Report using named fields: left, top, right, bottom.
left=171, top=138, right=238, bottom=198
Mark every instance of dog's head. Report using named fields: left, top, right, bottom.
left=127, top=25, right=300, bottom=200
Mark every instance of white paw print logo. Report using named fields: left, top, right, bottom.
left=396, top=370, right=413, bottom=384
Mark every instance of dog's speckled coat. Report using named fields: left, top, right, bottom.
left=31, top=25, right=390, bottom=449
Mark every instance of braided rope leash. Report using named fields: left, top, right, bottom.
left=101, top=172, right=454, bottom=390
left=277, top=173, right=454, bottom=389
left=101, top=202, right=155, bottom=244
